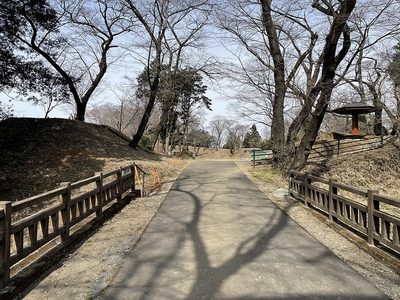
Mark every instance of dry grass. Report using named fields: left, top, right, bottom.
left=304, top=138, right=400, bottom=217
left=305, top=137, right=400, bottom=200
left=249, top=164, right=286, bottom=187
left=0, top=118, right=161, bottom=202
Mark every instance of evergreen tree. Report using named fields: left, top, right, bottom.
left=388, top=43, right=400, bottom=87
left=242, top=124, right=262, bottom=148
left=135, top=65, right=211, bottom=151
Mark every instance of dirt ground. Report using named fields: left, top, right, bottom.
left=15, top=159, right=400, bottom=300
left=12, top=156, right=191, bottom=300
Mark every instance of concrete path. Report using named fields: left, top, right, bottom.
left=101, top=161, right=388, bottom=300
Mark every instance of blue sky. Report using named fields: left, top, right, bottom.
left=2, top=84, right=230, bottom=127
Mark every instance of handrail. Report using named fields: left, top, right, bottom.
left=250, top=149, right=273, bottom=167
left=308, top=135, right=395, bottom=161
left=0, top=163, right=146, bottom=289
left=288, top=170, right=400, bottom=255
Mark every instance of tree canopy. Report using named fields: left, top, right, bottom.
left=242, top=124, right=262, bottom=148
left=1, top=0, right=129, bottom=121
left=0, top=0, right=68, bottom=95
left=135, top=64, right=211, bottom=151
left=388, top=43, right=400, bottom=87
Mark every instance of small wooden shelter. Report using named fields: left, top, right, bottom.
left=331, top=102, right=377, bottom=135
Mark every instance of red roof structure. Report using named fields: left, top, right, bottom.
left=331, top=102, right=378, bottom=135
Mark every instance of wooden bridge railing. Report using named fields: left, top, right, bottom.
left=0, top=163, right=146, bottom=289
left=289, top=170, right=400, bottom=255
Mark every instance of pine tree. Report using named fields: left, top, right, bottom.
left=242, top=124, right=262, bottom=148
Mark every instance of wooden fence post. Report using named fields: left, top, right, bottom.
left=328, top=179, right=337, bottom=221
left=95, top=173, right=103, bottom=217
left=288, top=171, right=293, bottom=198
left=142, top=172, right=145, bottom=197
left=60, top=182, right=71, bottom=242
left=304, top=173, right=311, bottom=207
left=252, top=150, right=256, bottom=168
left=117, top=167, right=123, bottom=202
left=131, top=164, right=136, bottom=193
left=367, top=189, right=380, bottom=245
left=373, top=190, right=380, bottom=241
left=0, top=202, right=11, bottom=289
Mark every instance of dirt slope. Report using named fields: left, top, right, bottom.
left=0, top=117, right=159, bottom=202
left=305, top=137, right=400, bottom=199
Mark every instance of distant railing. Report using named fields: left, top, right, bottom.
left=308, top=135, right=394, bottom=162
left=0, top=163, right=146, bottom=289
left=250, top=149, right=273, bottom=167
left=289, top=170, right=400, bottom=255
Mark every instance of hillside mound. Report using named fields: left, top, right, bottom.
left=0, top=118, right=159, bottom=201
left=306, top=137, right=400, bottom=199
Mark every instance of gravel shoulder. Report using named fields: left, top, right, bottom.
left=17, top=159, right=400, bottom=300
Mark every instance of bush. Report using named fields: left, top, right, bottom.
left=139, top=135, right=152, bottom=149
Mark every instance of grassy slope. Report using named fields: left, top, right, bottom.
left=305, top=137, right=400, bottom=199
left=0, top=118, right=159, bottom=201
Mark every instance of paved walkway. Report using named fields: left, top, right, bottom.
left=101, top=161, right=388, bottom=300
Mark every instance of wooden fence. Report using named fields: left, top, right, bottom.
left=289, top=170, right=400, bottom=255
left=308, top=135, right=393, bottom=162
left=0, top=163, right=146, bottom=289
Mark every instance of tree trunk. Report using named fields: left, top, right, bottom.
left=130, top=61, right=162, bottom=149
left=290, top=0, right=356, bottom=170
left=151, top=98, right=174, bottom=150
left=290, top=92, right=331, bottom=170
left=392, top=90, right=400, bottom=135
left=373, top=109, right=383, bottom=135
left=75, top=101, right=87, bottom=121
left=260, top=0, right=286, bottom=156
left=129, top=83, right=159, bottom=149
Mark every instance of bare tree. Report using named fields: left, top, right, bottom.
left=124, top=0, right=168, bottom=148
left=287, top=0, right=357, bottom=169
left=385, top=41, right=400, bottom=135
left=125, top=0, right=216, bottom=149
left=153, top=0, right=216, bottom=151
left=209, top=115, right=230, bottom=149
left=333, top=1, right=400, bottom=135
left=216, top=1, right=400, bottom=170
left=86, top=91, right=150, bottom=138
left=224, top=120, right=247, bottom=155
left=216, top=0, right=320, bottom=159
left=2, top=0, right=131, bottom=121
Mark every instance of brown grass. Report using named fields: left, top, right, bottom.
left=305, top=137, right=400, bottom=200
left=0, top=118, right=163, bottom=202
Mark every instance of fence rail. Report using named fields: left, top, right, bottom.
left=289, top=170, right=400, bottom=255
left=250, top=149, right=273, bottom=167
left=308, top=135, right=394, bottom=162
left=0, top=163, right=146, bottom=289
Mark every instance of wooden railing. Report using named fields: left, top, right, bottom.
left=289, top=170, right=400, bottom=255
left=0, top=163, right=146, bottom=289
left=308, top=135, right=394, bottom=162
